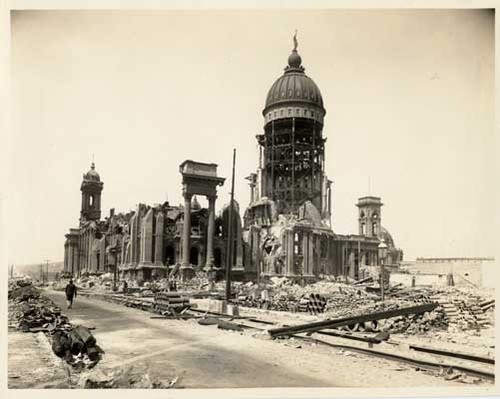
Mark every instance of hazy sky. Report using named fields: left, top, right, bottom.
left=9, top=9, right=494, bottom=265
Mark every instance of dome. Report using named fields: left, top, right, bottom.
left=83, top=162, right=100, bottom=182
left=263, top=49, right=324, bottom=115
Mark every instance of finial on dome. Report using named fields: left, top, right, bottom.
left=91, top=162, right=95, bottom=170
left=287, top=30, right=302, bottom=68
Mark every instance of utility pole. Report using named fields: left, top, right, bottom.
left=40, top=263, right=43, bottom=283
left=225, top=149, right=236, bottom=302
left=44, top=259, right=50, bottom=283
left=10, top=264, right=14, bottom=279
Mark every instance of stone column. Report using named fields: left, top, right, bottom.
left=99, top=237, right=106, bottom=271
left=234, top=217, right=244, bottom=270
left=181, top=193, right=193, bottom=269
left=64, top=242, right=69, bottom=273
left=140, top=208, right=154, bottom=265
left=204, top=195, right=216, bottom=270
left=71, top=245, right=77, bottom=276
left=130, top=214, right=137, bottom=266
left=67, top=244, right=73, bottom=274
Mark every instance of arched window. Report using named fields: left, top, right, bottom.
left=89, top=195, right=94, bottom=207
left=361, top=223, right=366, bottom=235
left=372, top=222, right=378, bottom=235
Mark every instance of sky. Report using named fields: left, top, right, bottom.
left=8, top=9, right=495, bottom=265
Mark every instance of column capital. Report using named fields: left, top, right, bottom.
left=206, top=194, right=217, bottom=203
left=183, top=192, right=193, bottom=201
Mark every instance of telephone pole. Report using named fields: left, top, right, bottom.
left=44, top=260, right=50, bottom=283
left=225, top=149, right=236, bottom=302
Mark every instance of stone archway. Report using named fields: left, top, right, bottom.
left=179, top=160, right=225, bottom=278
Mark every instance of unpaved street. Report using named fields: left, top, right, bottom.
left=41, top=289, right=458, bottom=389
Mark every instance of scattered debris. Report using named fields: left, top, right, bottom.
left=8, top=280, right=103, bottom=370
left=77, top=366, right=179, bottom=389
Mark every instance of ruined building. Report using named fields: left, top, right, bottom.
left=63, top=161, right=244, bottom=281
left=63, top=39, right=403, bottom=281
left=241, top=41, right=403, bottom=281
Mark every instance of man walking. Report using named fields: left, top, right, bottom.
left=65, top=279, right=77, bottom=309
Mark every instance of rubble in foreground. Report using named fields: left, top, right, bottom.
left=8, top=278, right=103, bottom=371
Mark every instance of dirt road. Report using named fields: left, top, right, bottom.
left=43, top=289, right=457, bottom=388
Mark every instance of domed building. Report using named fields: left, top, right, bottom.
left=256, top=41, right=331, bottom=217
left=242, top=37, right=403, bottom=281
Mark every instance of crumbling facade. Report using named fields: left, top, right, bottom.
left=63, top=161, right=243, bottom=281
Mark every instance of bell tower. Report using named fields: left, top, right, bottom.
left=356, top=196, right=383, bottom=237
left=80, top=162, right=103, bottom=223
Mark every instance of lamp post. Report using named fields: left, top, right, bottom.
left=378, top=239, right=388, bottom=301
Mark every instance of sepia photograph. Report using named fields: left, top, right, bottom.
left=4, top=4, right=498, bottom=395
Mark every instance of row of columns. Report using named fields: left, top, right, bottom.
left=64, top=242, right=78, bottom=274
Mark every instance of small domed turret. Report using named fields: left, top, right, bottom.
left=83, top=162, right=101, bottom=182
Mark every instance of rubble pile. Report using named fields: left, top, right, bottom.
left=9, top=284, right=41, bottom=302
left=323, top=299, right=448, bottom=334
left=232, top=276, right=495, bottom=336
left=237, top=278, right=378, bottom=315
left=8, top=280, right=103, bottom=370
left=8, top=291, right=67, bottom=333
left=432, top=288, right=495, bottom=330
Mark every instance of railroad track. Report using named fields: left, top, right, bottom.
left=75, top=291, right=495, bottom=382
left=223, top=316, right=495, bottom=382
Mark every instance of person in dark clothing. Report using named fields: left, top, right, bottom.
left=65, top=279, right=77, bottom=309
left=122, top=280, right=128, bottom=294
